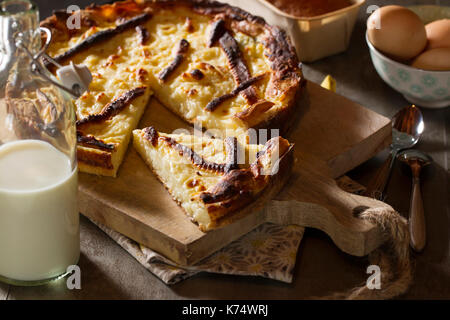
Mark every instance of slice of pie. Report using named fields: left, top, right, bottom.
left=133, top=126, right=294, bottom=231
left=42, top=5, right=155, bottom=176
left=41, top=0, right=303, bottom=177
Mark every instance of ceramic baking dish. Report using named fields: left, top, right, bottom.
left=256, top=0, right=366, bottom=62
left=222, top=0, right=365, bottom=62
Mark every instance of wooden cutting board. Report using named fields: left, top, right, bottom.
left=79, top=81, right=392, bottom=265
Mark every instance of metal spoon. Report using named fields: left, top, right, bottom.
left=363, top=105, right=424, bottom=200
left=398, top=149, right=432, bottom=252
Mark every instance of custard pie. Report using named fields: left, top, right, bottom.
left=41, top=0, right=303, bottom=177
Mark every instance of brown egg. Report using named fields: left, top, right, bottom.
left=426, top=19, right=450, bottom=50
left=412, top=47, right=450, bottom=71
left=367, top=5, right=427, bottom=61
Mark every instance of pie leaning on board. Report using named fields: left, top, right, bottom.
left=41, top=0, right=303, bottom=177
left=133, top=126, right=294, bottom=231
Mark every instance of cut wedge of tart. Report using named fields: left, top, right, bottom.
left=41, top=0, right=303, bottom=177
left=133, top=126, right=294, bottom=231
left=42, top=7, right=154, bottom=177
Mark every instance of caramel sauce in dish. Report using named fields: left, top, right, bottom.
left=266, top=0, right=353, bottom=18
left=0, top=140, right=79, bottom=282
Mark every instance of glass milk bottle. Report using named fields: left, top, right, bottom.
left=0, top=0, right=79, bottom=285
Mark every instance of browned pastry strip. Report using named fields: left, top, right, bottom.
left=142, top=126, right=236, bottom=173
left=157, top=39, right=190, bottom=82
left=220, top=32, right=259, bottom=105
left=200, top=169, right=254, bottom=204
left=142, top=126, right=159, bottom=146
left=161, top=137, right=226, bottom=173
left=49, top=12, right=152, bottom=66
left=205, top=73, right=266, bottom=111
left=76, top=86, right=147, bottom=127
left=136, top=25, right=150, bottom=45
left=208, top=20, right=259, bottom=105
left=218, top=31, right=250, bottom=85
left=145, top=128, right=226, bottom=173
left=235, top=100, right=275, bottom=123
left=207, top=19, right=226, bottom=47
left=261, top=27, right=302, bottom=99
left=189, top=69, right=204, bottom=80
left=77, top=131, right=115, bottom=151
left=204, top=93, right=235, bottom=112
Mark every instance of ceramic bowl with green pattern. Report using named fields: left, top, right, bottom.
left=366, top=5, right=450, bottom=109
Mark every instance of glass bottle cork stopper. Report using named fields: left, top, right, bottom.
left=15, top=26, right=92, bottom=98
left=56, top=62, right=92, bottom=97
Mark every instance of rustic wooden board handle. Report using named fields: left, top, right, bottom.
left=263, top=200, right=385, bottom=257
left=271, top=154, right=390, bottom=257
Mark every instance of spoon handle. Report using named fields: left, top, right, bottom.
left=363, top=149, right=397, bottom=200
left=409, top=170, right=426, bottom=252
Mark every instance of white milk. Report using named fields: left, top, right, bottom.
left=0, top=139, right=79, bottom=282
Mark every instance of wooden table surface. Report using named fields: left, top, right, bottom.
left=1, top=0, right=448, bottom=299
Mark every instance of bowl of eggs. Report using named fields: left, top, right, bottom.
left=366, top=5, right=450, bottom=108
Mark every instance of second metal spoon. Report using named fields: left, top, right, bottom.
left=398, top=149, right=432, bottom=252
